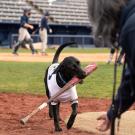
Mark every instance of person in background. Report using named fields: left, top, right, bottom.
left=107, top=47, right=116, bottom=64
left=39, top=11, right=52, bottom=56
left=13, top=9, right=37, bottom=55
left=88, top=0, right=135, bottom=132
left=107, top=47, right=124, bottom=65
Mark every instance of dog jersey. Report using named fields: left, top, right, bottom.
left=47, top=63, right=78, bottom=105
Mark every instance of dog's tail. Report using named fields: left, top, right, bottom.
left=52, top=42, right=77, bottom=64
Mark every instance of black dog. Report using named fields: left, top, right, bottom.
left=44, top=42, right=86, bottom=132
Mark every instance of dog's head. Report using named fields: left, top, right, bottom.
left=58, top=56, right=86, bottom=80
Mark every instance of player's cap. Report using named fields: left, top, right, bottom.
left=24, top=8, right=31, bottom=14
left=44, top=11, right=50, bottom=16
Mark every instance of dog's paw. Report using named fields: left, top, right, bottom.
left=59, top=117, right=63, bottom=121
left=55, top=127, right=62, bottom=132
left=67, top=117, right=76, bottom=129
left=67, top=123, right=72, bottom=129
left=67, top=114, right=76, bottom=129
left=49, top=112, right=53, bottom=119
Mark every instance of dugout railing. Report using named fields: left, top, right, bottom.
left=11, top=34, right=94, bottom=48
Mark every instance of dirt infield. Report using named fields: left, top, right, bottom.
left=0, top=93, right=111, bottom=135
left=0, top=53, right=109, bottom=62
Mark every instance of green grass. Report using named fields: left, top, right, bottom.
left=0, top=47, right=109, bottom=53
left=78, top=63, right=122, bottom=98
left=0, top=61, right=122, bottom=98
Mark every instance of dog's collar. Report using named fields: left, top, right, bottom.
left=48, top=67, right=67, bottom=87
left=58, top=72, right=66, bottom=84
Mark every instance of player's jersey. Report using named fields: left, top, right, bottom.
left=40, top=17, right=50, bottom=30
left=20, top=15, right=29, bottom=29
left=47, top=63, right=78, bottom=105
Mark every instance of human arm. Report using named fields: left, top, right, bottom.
left=97, top=69, right=135, bottom=131
left=97, top=30, right=135, bottom=131
left=23, top=23, right=34, bottom=30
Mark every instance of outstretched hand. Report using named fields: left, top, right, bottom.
left=96, top=113, right=111, bottom=132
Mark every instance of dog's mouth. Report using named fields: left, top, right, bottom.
left=76, top=70, right=86, bottom=79
left=70, top=65, right=86, bottom=79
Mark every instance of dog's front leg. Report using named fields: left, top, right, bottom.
left=52, top=104, right=62, bottom=132
left=67, top=103, right=78, bottom=129
left=49, top=103, right=53, bottom=119
left=57, top=102, right=62, bottom=121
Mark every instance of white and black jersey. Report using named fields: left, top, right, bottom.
left=47, top=63, right=78, bottom=105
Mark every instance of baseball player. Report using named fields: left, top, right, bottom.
left=12, top=9, right=37, bottom=55
left=39, top=11, right=52, bottom=56
left=107, top=47, right=116, bottom=64
left=107, top=47, right=124, bottom=65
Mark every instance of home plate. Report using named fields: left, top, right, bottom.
left=65, top=111, right=135, bottom=135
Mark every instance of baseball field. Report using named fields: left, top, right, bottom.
left=0, top=48, right=133, bottom=135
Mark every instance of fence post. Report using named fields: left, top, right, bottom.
left=82, top=36, right=85, bottom=48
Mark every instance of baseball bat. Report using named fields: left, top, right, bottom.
left=20, top=63, right=97, bottom=125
